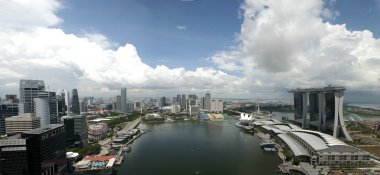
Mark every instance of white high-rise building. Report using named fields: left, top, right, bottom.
left=210, top=99, right=223, bottom=113
left=171, top=105, right=181, bottom=113
left=34, top=91, right=58, bottom=126
left=34, top=98, right=49, bottom=126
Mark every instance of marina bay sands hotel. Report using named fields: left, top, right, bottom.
left=289, top=86, right=353, bottom=141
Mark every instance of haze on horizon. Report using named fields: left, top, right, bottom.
left=0, top=0, right=380, bottom=103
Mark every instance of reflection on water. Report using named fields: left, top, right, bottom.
left=115, top=120, right=282, bottom=175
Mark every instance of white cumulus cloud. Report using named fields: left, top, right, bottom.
left=211, top=0, right=380, bottom=100
left=0, top=0, right=245, bottom=97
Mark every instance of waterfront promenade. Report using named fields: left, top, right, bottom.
left=98, top=117, right=142, bottom=156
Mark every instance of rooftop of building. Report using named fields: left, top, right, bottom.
left=75, top=155, right=116, bottom=170
left=289, top=130, right=364, bottom=153
left=88, top=123, right=108, bottom=130
left=21, top=124, right=63, bottom=135
left=288, top=85, right=345, bottom=93
left=0, top=139, right=26, bottom=147
left=5, top=113, right=39, bottom=121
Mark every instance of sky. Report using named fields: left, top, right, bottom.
left=0, top=0, right=380, bottom=102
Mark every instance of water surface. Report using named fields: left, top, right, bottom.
left=115, top=120, right=281, bottom=175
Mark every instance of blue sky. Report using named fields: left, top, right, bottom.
left=58, top=0, right=243, bottom=70
left=1, top=0, right=380, bottom=101
left=56, top=0, right=380, bottom=71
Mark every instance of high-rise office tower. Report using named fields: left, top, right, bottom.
left=62, top=116, right=75, bottom=147
left=0, top=95, right=19, bottom=135
left=204, top=91, right=211, bottom=111
left=0, top=139, right=29, bottom=174
left=21, top=124, right=67, bottom=174
left=65, top=90, right=70, bottom=114
left=160, top=97, right=166, bottom=108
left=34, top=97, right=49, bottom=127
left=35, top=92, right=58, bottom=125
left=0, top=124, right=68, bottom=175
left=71, top=89, right=80, bottom=115
left=116, top=95, right=121, bottom=112
left=19, top=80, right=45, bottom=114
left=289, top=86, right=352, bottom=141
left=200, top=97, right=205, bottom=109
left=188, top=94, right=197, bottom=100
left=62, top=115, right=88, bottom=147
left=121, top=88, right=127, bottom=113
left=210, top=99, right=223, bottom=113
left=181, top=94, right=186, bottom=110
left=56, top=90, right=66, bottom=123
left=79, top=101, right=87, bottom=113
left=176, top=94, right=181, bottom=103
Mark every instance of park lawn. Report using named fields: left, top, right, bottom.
left=356, top=145, right=380, bottom=157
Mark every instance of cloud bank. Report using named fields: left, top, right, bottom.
left=0, top=0, right=245, bottom=97
left=211, top=0, right=380, bottom=99
left=0, top=0, right=379, bottom=100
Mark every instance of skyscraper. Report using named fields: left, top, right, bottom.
left=71, top=89, right=80, bottom=115
left=121, top=88, right=127, bottom=113
left=0, top=95, right=19, bottom=135
left=35, top=92, right=58, bottom=125
left=34, top=97, right=49, bottom=127
left=176, top=94, right=181, bottom=104
left=65, top=89, right=70, bottom=113
left=62, top=115, right=88, bottom=147
left=181, top=94, right=186, bottom=110
left=56, top=90, right=67, bottom=122
left=0, top=139, right=29, bottom=174
left=160, top=97, right=166, bottom=108
left=289, top=86, right=352, bottom=141
left=0, top=124, right=68, bottom=175
left=116, top=95, right=121, bottom=112
left=21, top=124, right=67, bottom=174
left=204, top=91, right=211, bottom=111
left=19, top=80, right=45, bottom=114
left=200, top=97, right=205, bottom=109
left=79, top=101, right=87, bottom=113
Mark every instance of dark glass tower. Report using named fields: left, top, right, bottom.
left=21, top=124, right=67, bottom=175
left=293, top=93, right=303, bottom=123
left=309, top=93, right=319, bottom=129
left=0, top=102, right=18, bottom=134
left=71, top=89, right=80, bottom=115
left=0, top=139, right=28, bottom=175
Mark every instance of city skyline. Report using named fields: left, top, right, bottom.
left=1, top=0, right=380, bottom=102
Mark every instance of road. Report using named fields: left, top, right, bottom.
left=98, top=117, right=142, bottom=155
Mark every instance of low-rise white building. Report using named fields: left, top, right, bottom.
left=171, top=105, right=181, bottom=113
left=258, top=121, right=372, bottom=167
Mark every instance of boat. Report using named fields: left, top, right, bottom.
left=235, top=122, right=256, bottom=134
left=122, top=146, right=131, bottom=152
left=260, top=139, right=276, bottom=151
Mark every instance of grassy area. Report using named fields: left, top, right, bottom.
left=68, top=144, right=101, bottom=159
left=106, top=111, right=143, bottom=129
left=356, top=145, right=380, bottom=157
